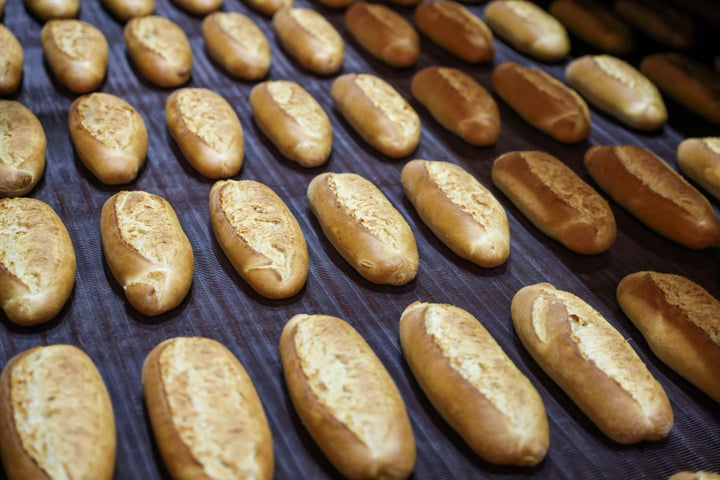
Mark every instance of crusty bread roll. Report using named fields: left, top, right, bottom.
left=345, top=2, right=419, bottom=68
left=491, top=150, right=616, bottom=255
left=565, top=54, right=667, bottom=131
left=677, top=137, right=720, bottom=201
left=614, top=0, right=695, bottom=50
left=0, top=25, right=23, bottom=96
left=617, top=271, right=720, bottom=404
left=202, top=11, right=270, bottom=81
left=0, top=198, right=75, bottom=325
left=280, top=313, right=416, bottom=479
left=0, top=100, right=46, bottom=198
left=411, top=66, right=500, bottom=146
left=243, top=0, right=291, bottom=17
left=101, top=0, right=153, bottom=21
left=124, top=16, right=192, bottom=88
left=331, top=73, right=421, bottom=158
left=402, top=159, right=509, bottom=267
left=669, top=472, right=720, bottom=480
left=24, top=0, right=78, bottom=20
left=249, top=80, right=332, bottom=168
left=166, top=88, right=244, bottom=179
left=584, top=145, right=720, bottom=250
left=484, top=0, right=570, bottom=62
left=414, top=1, right=494, bottom=63
left=0, top=344, right=116, bottom=480
left=69, top=92, right=148, bottom=185
left=400, top=301, right=548, bottom=466
left=101, top=190, right=194, bottom=316
left=640, top=53, right=720, bottom=126
left=273, top=7, right=344, bottom=75
left=209, top=179, right=308, bottom=299
left=171, top=0, right=220, bottom=16
left=548, top=0, right=634, bottom=55
left=142, top=337, right=274, bottom=479
left=491, top=61, right=590, bottom=143
left=511, top=282, right=673, bottom=443
left=307, top=172, right=418, bottom=285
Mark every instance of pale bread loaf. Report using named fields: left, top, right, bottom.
left=677, top=137, right=720, bottom=201
left=202, top=12, right=270, bottom=80
left=0, top=100, right=46, bottom=198
left=0, top=25, right=23, bottom=95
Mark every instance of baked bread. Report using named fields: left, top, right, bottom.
left=584, top=145, right=720, bottom=250
left=0, top=25, right=23, bottom=96
left=401, top=159, right=509, bottom=267
left=202, top=11, right=270, bottom=81
left=100, top=0, right=153, bottom=21
left=0, top=100, right=46, bottom=198
left=170, top=0, right=220, bottom=16
left=24, top=0, right=79, bottom=21
left=400, top=301, right=548, bottom=466
left=548, top=0, right=634, bottom=55
left=511, top=282, right=673, bottom=443
left=280, top=313, right=416, bottom=479
left=243, top=0, right=291, bottom=17
left=0, top=198, right=76, bottom=325
left=669, top=472, right=720, bottom=480
left=142, top=337, right=274, bottom=479
left=614, top=0, right=695, bottom=49
left=101, top=190, right=194, bottom=316
left=617, top=271, right=720, bottom=404
left=677, top=137, right=720, bottom=200
left=0, top=344, right=116, bottom=480
left=307, top=172, right=418, bottom=285
left=209, top=179, right=308, bottom=299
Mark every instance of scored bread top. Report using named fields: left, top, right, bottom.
left=45, top=20, right=102, bottom=60
left=0, top=101, right=45, bottom=169
left=361, top=2, right=410, bottom=32
left=503, top=0, right=561, bottom=32
left=213, top=11, right=267, bottom=52
left=592, top=55, right=656, bottom=97
left=429, top=1, right=491, bottom=35
left=76, top=93, right=142, bottom=151
left=437, top=67, right=491, bottom=106
left=126, top=16, right=188, bottom=62
left=174, top=89, right=239, bottom=154
left=266, top=81, right=329, bottom=140
left=701, top=138, right=720, bottom=155
left=354, top=74, right=418, bottom=140
left=514, top=64, right=588, bottom=117
left=289, top=8, right=341, bottom=45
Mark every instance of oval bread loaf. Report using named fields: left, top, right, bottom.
left=69, top=92, right=148, bottom=185
left=0, top=198, right=76, bottom=325
left=101, top=0, right=154, bottom=21
left=101, top=190, right=194, bottom=316
left=617, top=271, right=720, bottom=404
left=0, top=25, right=23, bottom=96
left=584, top=145, right=720, bottom=249
left=280, top=313, right=416, bottom=480
left=166, top=88, right=244, bottom=179
left=400, top=301, right=549, bottom=466
left=411, top=66, right=500, bottom=146
left=331, top=73, right=421, bottom=158
left=209, top=179, right=308, bottom=299
left=491, top=150, right=616, bottom=254
left=142, top=337, right=274, bottom=479
left=511, top=282, right=674, bottom=443
left=24, top=0, right=79, bottom=20
left=171, top=0, right=220, bottom=16
left=307, top=172, right=418, bottom=285
left=0, top=344, right=116, bottom=480
left=249, top=80, right=332, bottom=167
left=491, top=61, right=591, bottom=143
left=244, top=0, right=291, bottom=17
left=677, top=137, right=720, bottom=201
left=0, top=100, right=46, bottom=198
left=548, top=0, right=633, bottom=55
left=402, top=159, right=509, bottom=267
left=202, top=11, right=270, bottom=80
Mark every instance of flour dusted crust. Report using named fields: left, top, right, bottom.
left=677, top=137, right=720, bottom=200
left=0, top=345, right=116, bottom=480
left=209, top=179, right=308, bottom=299
left=400, top=301, right=548, bottom=465
left=101, top=0, right=153, bottom=21
left=142, top=337, right=274, bottom=479
left=0, top=25, right=23, bottom=96
left=549, top=0, right=634, bottom=55
left=202, top=11, right=270, bottom=80
left=0, top=100, right=46, bottom=198
left=511, top=282, right=673, bottom=443
left=24, top=0, right=79, bottom=21
left=280, top=314, right=416, bottom=479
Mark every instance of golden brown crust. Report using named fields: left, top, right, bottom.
left=165, top=88, right=244, bottom=179
left=669, top=472, right=720, bottom=480
left=142, top=337, right=274, bottom=479
left=0, top=198, right=76, bottom=325
left=279, top=314, right=416, bottom=480
left=244, top=0, right=291, bottom=17
left=491, top=61, right=590, bottom=143
left=677, top=137, right=720, bottom=201
left=345, top=2, right=419, bottom=68
left=491, top=151, right=616, bottom=254
left=0, top=100, right=46, bottom=198
left=0, top=25, right=23, bottom=96
left=202, top=12, right=270, bottom=81
left=24, top=0, right=79, bottom=21
left=400, top=301, right=548, bottom=466
left=511, top=282, right=673, bottom=443
left=100, top=190, right=194, bottom=316
left=549, top=0, right=634, bottom=55
left=171, top=0, right=220, bottom=16
left=402, top=159, right=509, bottom=267
left=0, top=345, right=116, bottom=480
left=411, top=66, right=500, bottom=146
left=613, top=0, right=695, bottom=50
left=307, top=172, right=418, bottom=286
left=584, top=145, right=720, bottom=249
left=100, top=0, right=153, bottom=21
left=617, top=271, right=720, bottom=404
left=209, top=179, right=308, bottom=299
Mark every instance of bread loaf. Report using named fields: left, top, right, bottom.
left=142, top=337, right=274, bottom=479
left=209, top=179, right=308, bottom=299
left=101, top=190, right=194, bottom=316
left=280, top=313, right=416, bottom=479
left=511, top=282, right=673, bottom=443
left=491, top=61, right=590, bottom=143
left=402, top=159, right=509, bottom=267
left=677, top=137, right=720, bottom=200
left=244, top=0, right=291, bottom=17
left=24, top=0, right=78, bottom=21
left=411, top=66, right=500, bottom=146
left=101, top=0, right=153, bottom=21
left=669, top=472, right=720, bottom=480
left=0, top=198, right=76, bottom=325
left=617, top=271, right=720, bottom=404
left=0, top=100, right=46, bottom=198
left=0, top=25, right=23, bottom=96
left=614, top=0, right=695, bottom=49
left=584, top=145, right=720, bottom=249
left=307, top=172, right=418, bottom=285
left=171, top=0, right=220, bottom=16
left=548, top=0, right=634, bottom=55
left=400, top=301, right=548, bottom=466
left=0, top=344, right=116, bottom=480
left=202, top=11, right=270, bottom=80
